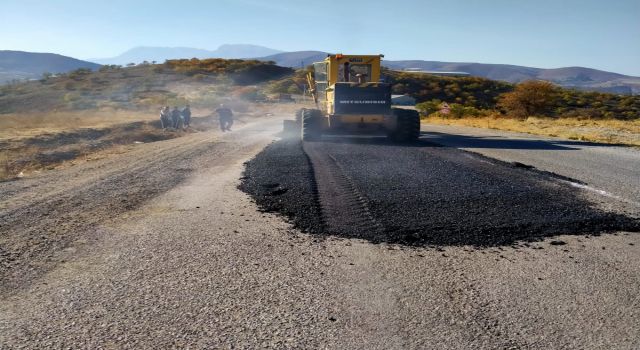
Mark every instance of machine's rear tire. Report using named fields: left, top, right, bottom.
left=389, top=108, right=420, bottom=142
left=302, top=109, right=323, bottom=141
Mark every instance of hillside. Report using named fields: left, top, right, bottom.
left=0, top=51, right=101, bottom=84
left=0, top=59, right=292, bottom=114
left=2, top=55, right=638, bottom=121
left=258, top=51, right=640, bottom=95
left=94, top=44, right=282, bottom=65
left=386, top=61, right=640, bottom=95
left=265, top=67, right=639, bottom=120
left=7, top=48, right=638, bottom=94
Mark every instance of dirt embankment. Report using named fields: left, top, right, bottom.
left=1, top=122, right=171, bottom=179
left=0, top=115, right=222, bottom=180
left=0, top=103, right=299, bottom=180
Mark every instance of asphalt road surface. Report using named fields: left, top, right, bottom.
left=424, top=123, right=640, bottom=209
left=1, top=115, right=639, bottom=349
left=242, top=136, right=637, bottom=246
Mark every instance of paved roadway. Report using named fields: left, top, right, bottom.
left=424, top=123, right=640, bottom=210
left=0, top=117, right=638, bottom=349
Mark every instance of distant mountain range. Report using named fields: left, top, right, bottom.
left=0, top=50, right=100, bottom=83
left=258, top=51, right=640, bottom=95
left=92, top=44, right=282, bottom=65
left=2, top=46, right=639, bottom=94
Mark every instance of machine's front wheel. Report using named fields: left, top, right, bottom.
left=389, top=108, right=420, bottom=142
left=301, top=109, right=323, bottom=141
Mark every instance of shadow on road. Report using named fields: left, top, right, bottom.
left=316, top=135, right=440, bottom=148
left=286, top=132, right=620, bottom=151
left=422, top=131, right=621, bottom=150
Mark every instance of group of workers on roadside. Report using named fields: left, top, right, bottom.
left=159, top=103, right=234, bottom=132
left=160, top=105, right=191, bottom=130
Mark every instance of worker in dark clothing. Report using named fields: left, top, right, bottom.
left=216, top=104, right=233, bottom=132
left=159, top=106, right=171, bottom=129
left=182, top=105, right=192, bottom=128
left=171, top=106, right=182, bottom=129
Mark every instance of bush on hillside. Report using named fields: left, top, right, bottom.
left=416, top=99, right=442, bottom=116
left=448, top=104, right=481, bottom=118
left=164, top=58, right=293, bottom=85
left=497, top=80, right=559, bottom=118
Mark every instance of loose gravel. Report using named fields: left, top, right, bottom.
left=240, top=137, right=639, bottom=246
left=0, top=131, right=245, bottom=295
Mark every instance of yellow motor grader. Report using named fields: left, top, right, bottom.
left=284, top=54, right=420, bottom=142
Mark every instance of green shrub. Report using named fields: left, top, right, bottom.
left=416, top=99, right=442, bottom=116
left=445, top=104, right=481, bottom=118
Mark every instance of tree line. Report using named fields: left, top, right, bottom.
left=390, top=72, right=640, bottom=120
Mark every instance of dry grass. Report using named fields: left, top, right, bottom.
left=425, top=115, right=640, bottom=146
left=0, top=152, right=8, bottom=179
left=0, top=109, right=160, bottom=140
left=0, top=120, right=182, bottom=180
left=0, top=102, right=307, bottom=180
left=0, top=108, right=197, bottom=180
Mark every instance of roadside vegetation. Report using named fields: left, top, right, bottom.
left=263, top=69, right=309, bottom=95
left=384, top=71, right=639, bottom=145
left=0, top=58, right=293, bottom=179
left=391, top=72, right=640, bottom=120
left=0, top=58, right=292, bottom=114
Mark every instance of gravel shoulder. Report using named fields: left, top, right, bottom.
left=1, top=116, right=639, bottom=349
left=0, top=130, right=212, bottom=295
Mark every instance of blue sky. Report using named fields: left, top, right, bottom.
left=1, top=0, right=639, bottom=75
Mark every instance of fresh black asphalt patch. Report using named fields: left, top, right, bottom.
left=240, top=137, right=639, bottom=247
left=239, top=139, right=323, bottom=233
